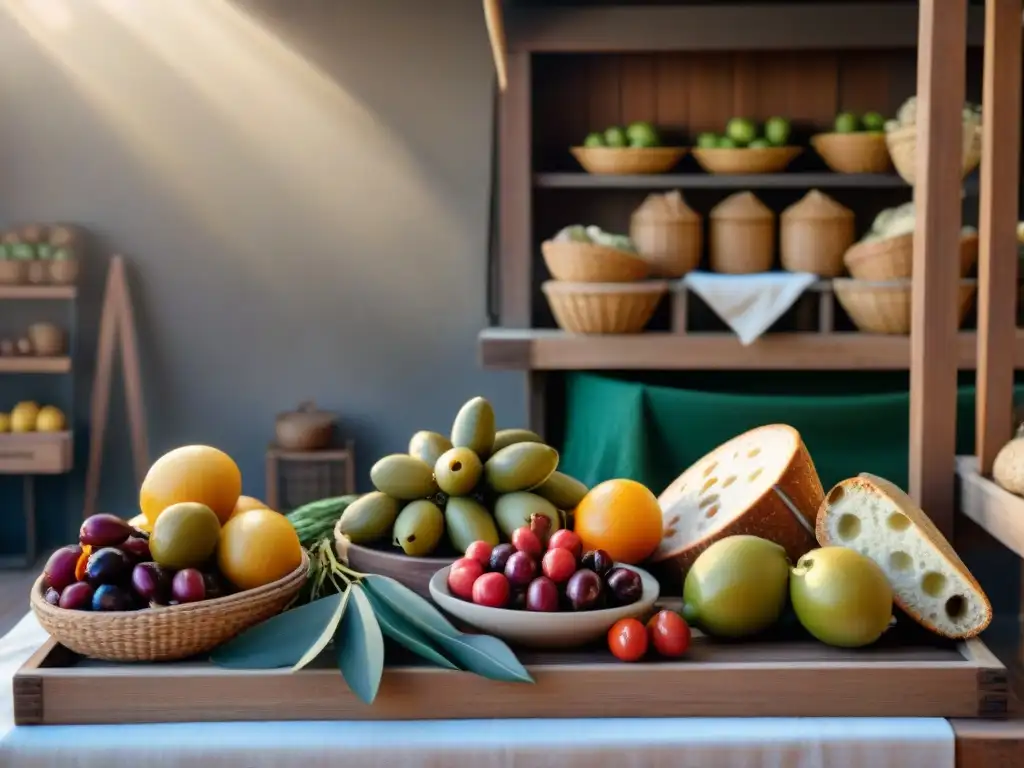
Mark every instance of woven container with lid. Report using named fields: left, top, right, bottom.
left=780, top=190, right=855, bottom=277
left=630, top=191, right=703, bottom=277
left=709, top=191, right=775, bottom=274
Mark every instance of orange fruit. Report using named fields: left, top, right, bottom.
left=139, top=445, right=242, bottom=525
left=230, top=495, right=269, bottom=520
left=572, top=478, right=662, bottom=565
left=217, top=508, right=302, bottom=591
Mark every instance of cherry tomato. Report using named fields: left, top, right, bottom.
left=541, top=547, right=576, bottom=584
left=472, top=572, right=510, bottom=608
left=464, top=541, right=493, bottom=568
left=608, top=617, right=648, bottom=662
left=447, top=558, right=484, bottom=601
left=647, top=610, right=691, bottom=658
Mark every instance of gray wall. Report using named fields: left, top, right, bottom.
left=0, top=0, right=522, bottom=548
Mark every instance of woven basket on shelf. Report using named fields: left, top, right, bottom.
left=709, top=192, right=776, bottom=274
left=833, top=278, right=976, bottom=334
left=629, top=191, right=703, bottom=278
left=570, top=147, right=687, bottom=175
left=843, top=231, right=979, bottom=281
left=31, top=551, right=309, bottom=662
left=542, top=280, right=667, bottom=334
left=885, top=123, right=982, bottom=185
left=810, top=133, right=892, bottom=174
left=541, top=240, right=650, bottom=283
left=0, top=261, right=25, bottom=284
left=780, top=190, right=855, bottom=277
left=691, top=146, right=801, bottom=175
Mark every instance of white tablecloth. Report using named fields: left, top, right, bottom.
left=0, top=612, right=956, bottom=767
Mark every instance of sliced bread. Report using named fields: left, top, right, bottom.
left=650, top=424, right=823, bottom=589
left=816, top=473, right=992, bottom=639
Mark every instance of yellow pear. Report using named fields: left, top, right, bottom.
left=11, top=401, right=39, bottom=432
left=0, top=413, right=9, bottom=433
left=35, top=406, right=66, bottom=433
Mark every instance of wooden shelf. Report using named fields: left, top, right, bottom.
left=956, top=456, right=1024, bottom=561
left=0, top=285, right=76, bottom=300
left=504, top=3, right=985, bottom=53
left=534, top=172, right=911, bottom=191
left=0, top=431, right=73, bottom=475
left=479, top=329, right=1024, bottom=372
left=0, top=357, right=71, bottom=374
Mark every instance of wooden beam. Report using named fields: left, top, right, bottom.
left=504, top=4, right=986, bottom=53
left=908, top=0, right=968, bottom=539
left=497, top=52, right=531, bottom=328
left=976, top=0, right=1023, bottom=476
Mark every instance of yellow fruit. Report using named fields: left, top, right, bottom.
left=149, top=502, right=222, bottom=569
left=35, top=406, right=66, bottom=432
left=230, top=495, right=270, bottom=519
left=218, top=508, right=302, bottom=591
left=128, top=514, right=152, bottom=534
left=11, top=402, right=39, bottom=433
left=0, top=413, right=10, bottom=433
left=140, top=445, right=242, bottom=525
left=573, top=478, right=663, bottom=564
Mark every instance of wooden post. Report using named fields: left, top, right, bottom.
left=975, top=0, right=1023, bottom=477
left=908, top=0, right=968, bottom=538
left=498, top=51, right=532, bottom=329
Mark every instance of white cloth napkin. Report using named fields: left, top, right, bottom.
left=683, top=270, right=818, bottom=345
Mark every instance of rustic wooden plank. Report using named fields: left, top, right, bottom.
left=686, top=53, right=734, bottom=134
left=838, top=51, right=897, bottom=114
left=619, top=55, right=658, bottom=127
left=498, top=52, right=532, bottom=328
left=654, top=53, right=690, bottom=137
left=786, top=52, right=840, bottom=126
left=908, top=0, right=968, bottom=538
left=478, top=329, right=1024, bottom=372
left=586, top=56, right=622, bottom=129
left=534, top=172, right=910, bottom=189
left=952, top=718, right=1024, bottom=768
left=957, top=456, right=1024, bottom=561
left=504, top=4, right=986, bottom=53
left=975, top=0, right=1023, bottom=476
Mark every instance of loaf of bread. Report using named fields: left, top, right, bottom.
left=650, top=425, right=824, bottom=589
left=816, top=473, right=992, bottom=639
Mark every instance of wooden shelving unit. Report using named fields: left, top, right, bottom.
left=0, top=357, right=72, bottom=374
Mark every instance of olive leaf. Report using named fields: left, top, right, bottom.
left=362, top=575, right=533, bottom=684
left=292, top=589, right=349, bottom=672
left=210, top=593, right=346, bottom=669
left=335, top=584, right=384, bottom=704
left=364, top=589, right=458, bottom=670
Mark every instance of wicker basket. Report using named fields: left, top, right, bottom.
left=709, top=192, right=776, bottom=274
left=780, top=190, right=855, bottom=277
left=31, top=551, right=309, bottom=662
left=811, top=132, right=892, bottom=174
left=886, top=122, right=982, bottom=185
left=691, top=146, right=801, bottom=175
left=629, top=191, right=703, bottom=277
left=570, top=147, right=687, bottom=175
left=49, top=259, right=80, bottom=285
left=0, top=261, right=26, bottom=285
left=542, top=280, right=667, bottom=334
left=833, top=278, right=976, bottom=334
left=843, top=231, right=979, bottom=281
left=541, top=240, right=650, bottom=283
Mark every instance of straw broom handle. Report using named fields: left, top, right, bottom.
left=483, top=0, right=508, bottom=92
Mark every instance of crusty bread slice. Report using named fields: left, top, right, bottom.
left=816, top=473, right=992, bottom=639
left=650, top=425, right=823, bottom=589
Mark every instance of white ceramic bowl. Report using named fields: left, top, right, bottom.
left=428, top=564, right=661, bottom=649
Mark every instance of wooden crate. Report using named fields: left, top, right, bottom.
left=0, top=432, right=72, bottom=474
left=14, top=628, right=1008, bottom=725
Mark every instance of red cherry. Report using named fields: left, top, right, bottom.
left=647, top=610, right=692, bottom=658
left=547, top=529, right=582, bottom=559
left=511, top=526, right=542, bottom=557
left=447, top=558, right=484, bottom=601
left=541, top=547, right=577, bottom=584
left=472, top=572, right=510, bottom=608
left=464, top=540, right=494, bottom=568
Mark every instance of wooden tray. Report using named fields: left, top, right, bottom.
left=15, top=621, right=1008, bottom=725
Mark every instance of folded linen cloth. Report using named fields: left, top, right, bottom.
left=683, top=270, right=818, bottom=345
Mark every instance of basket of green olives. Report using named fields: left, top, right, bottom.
left=31, top=513, right=309, bottom=662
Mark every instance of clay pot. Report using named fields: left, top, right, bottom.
left=28, top=323, right=65, bottom=356
left=274, top=401, right=336, bottom=451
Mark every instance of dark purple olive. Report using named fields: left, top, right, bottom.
left=59, top=581, right=95, bottom=610
left=606, top=567, right=643, bottom=606
left=79, top=513, right=132, bottom=548
left=509, top=589, right=527, bottom=611
left=202, top=572, right=229, bottom=600
left=488, top=543, right=516, bottom=573
left=44, top=587, right=61, bottom=606
left=119, top=536, right=151, bottom=562
left=503, top=551, right=537, bottom=588
left=92, top=584, right=134, bottom=611
left=526, top=576, right=560, bottom=612
left=171, top=568, right=206, bottom=604
left=565, top=569, right=603, bottom=611
left=43, top=545, right=82, bottom=592
left=84, top=547, right=132, bottom=586
left=581, top=549, right=614, bottom=577
left=131, top=562, right=172, bottom=603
